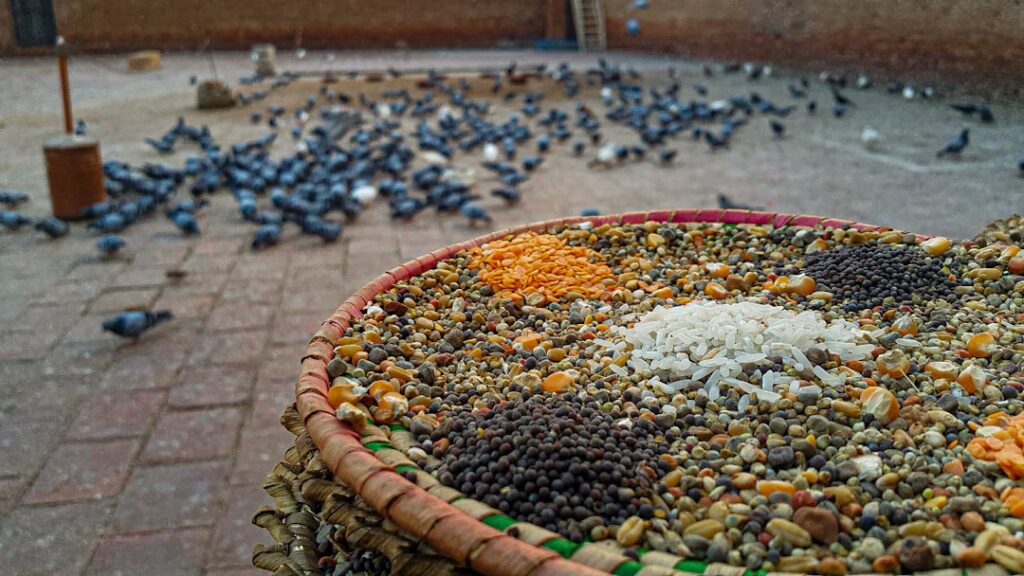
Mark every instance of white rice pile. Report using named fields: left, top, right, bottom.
left=609, top=301, right=873, bottom=404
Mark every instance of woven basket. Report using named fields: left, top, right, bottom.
left=253, top=209, right=1012, bottom=576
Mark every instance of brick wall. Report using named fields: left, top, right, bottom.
left=2, top=0, right=1020, bottom=92
left=604, top=0, right=1024, bottom=95
left=0, top=0, right=547, bottom=53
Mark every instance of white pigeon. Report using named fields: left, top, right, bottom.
left=376, top=104, right=391, bottom=118
left=902, top=86, right=915, bottom=100
left=856, top=74, right=871, bottom=89
left=597, top=143, right=617, bottom=164
left=861, top=126, right=882, bottom=151
left=483, top=143, right=499, bottom=162
left=352, top=184, right=378, bottom=205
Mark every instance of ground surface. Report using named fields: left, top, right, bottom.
left=0, top=49, right=1020, bottom=576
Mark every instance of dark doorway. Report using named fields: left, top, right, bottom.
left=8, top=0, right=57, bottom=47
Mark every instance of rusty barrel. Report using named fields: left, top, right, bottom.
left=43, top=134, right=106, bottom=220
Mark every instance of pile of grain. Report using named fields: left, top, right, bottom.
left=613, top=301, right=873, bottom=403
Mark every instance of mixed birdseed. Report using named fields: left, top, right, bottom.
left=327, top=220, right=1024, bottom=574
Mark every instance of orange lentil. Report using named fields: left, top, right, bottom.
left=466, top=233, right=614, bottom=303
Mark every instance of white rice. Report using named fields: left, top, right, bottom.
left=616, top=301, right=868, bottom=403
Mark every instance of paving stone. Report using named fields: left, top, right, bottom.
left=230, top=425, right=294, bottom=485
left=270, top=311, right=328, bottom=346
left=66, top=260, right=129, bottom=280
left=0, top=420, right=65, bottom=476
left=220, top=278, right=284, bottom=305
left=182, top=253, right=237, bottom=274
left=130, top=244, right=191, bottom=266
left=43, top=340, right=119, bottom=378
left=169, top=365, right=255, bottom=408
left=169, top=272, right=231, bottom=296
left=209, top=483, right=274, bottom=568
left=141, top=407, right=243, bottom=463
left=87, top=528, right=211, bottom=576
left=0, top=328, right=61, bottom=361
left=25, top=439, right=140, bottom=504
left=188, top=330, right=268, bottom=366
left=69, top=389, right=166, bottom=440
left=89, top=287, right=161, bottom=314
left=1, top=375, right=90, bottom=423
left=113, top=460, right=230, bottom=532
left=193, top=236, right=247, bottom=256
left=63, top=313, right=123, bottom=344
left=281, top=288, right=344, bottom=313
left=100, top=344, right=189, bottom=390
left=151, top=292, right=217, bottom=320
left=0, top=500, right=111, bottom=576
left=251, top=370, right=302, bottom=428
left=207, top=302, right=275, bottom=331
left=35, top=279, right=105, bottom=305
left=0, top=475, right=26, bottom=515
left=104, top=267, right=171, bottom=289
left=13, top=302, right=87, bottom=334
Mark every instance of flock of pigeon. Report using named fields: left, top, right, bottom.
left=0, top=56, right=1020, bottom=339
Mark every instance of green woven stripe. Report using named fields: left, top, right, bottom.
left=542, top=538, right=581, bottom=559
left=389, top=424, right=408, bottom=431
left=395, top=464, right=418, bottom=474
left=612, top=561, right=643, bottom=576
left=674, top=559, right=707, bottom=574
left=481, top=514, right=518, bottom=531
left=363, top=441, right=392, bottom=452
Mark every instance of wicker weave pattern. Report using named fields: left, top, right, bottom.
left=268, top=210, right=1019, bottom=576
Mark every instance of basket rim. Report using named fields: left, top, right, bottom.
left=293, top=209, right=922, bottom=576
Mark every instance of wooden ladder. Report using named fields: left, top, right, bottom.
left=572, top=0, right=606, bottom=51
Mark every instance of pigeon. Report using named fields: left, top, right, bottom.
left=902, top=86, right=915, bottom=100
left=861, top=126, right=882, bottom=151
left=807, top=100, right=817, bottom=114
left=855, top=75, right=871, bottom=89
left=101, top=310, right=173, bottom=339
left=35, top=217, right=70, bottom=238
left=658, top=149, right=678, bottom=164
left=831, top=87, right=854, bottom=107
left=88, top=212, right=127, bottom=232
left=483, top=143, right=499, bottom=162
left=572, top=140, right=585, bottom=156
left=769, top=120, right=785, bottom=138
left=145, top=137, right=175, bottom=154
left=1019, top=156, right=1024, bottom=177
left=189, top=74, right=198, bottom=86
left=74, top=120, right=87, bottom=135
left=460, top=202, right=492, bottom=225
left=950, top=103, right=995, bottom=124
left=580, top=208, right=601, bottom=217
left=97, top=234, right=126, bottom=257
left=0, top=190, right=29, bottom=207
left=937, top=129, right=970, bottom=158
left=0, top=210, right=32, bottom=230
left=491, top=187, right=521, bottom=204
left=170, top=211, right=201, bottom=235
left=522, top=156, right=544, bottom=172
left=251, top=223, right=281, bottom=250
left=832, top=104, right=847, bottom=118
left=717, top=193, right=764, bottom=211
left=632, top=0, right=648, bottom=7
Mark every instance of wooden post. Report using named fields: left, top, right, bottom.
left=58, top=52, right=73, bottom=134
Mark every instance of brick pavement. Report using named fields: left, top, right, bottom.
left=1, top=49, right=1022, bottom=575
